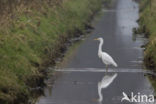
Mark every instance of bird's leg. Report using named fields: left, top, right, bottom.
left=106, top=65, right=108, bottom=73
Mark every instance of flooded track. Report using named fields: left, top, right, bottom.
left=36, top=0, right=155, bottom=104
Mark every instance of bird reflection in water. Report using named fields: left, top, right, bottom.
left=97, top=73, right=118, bottom=103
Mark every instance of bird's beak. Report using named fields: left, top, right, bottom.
left=94, top=38, right=98, bottom=40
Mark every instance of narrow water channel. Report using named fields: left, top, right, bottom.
left=36, top=0, right=155, bottom=104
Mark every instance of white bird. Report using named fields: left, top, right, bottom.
left=94, top=37, right=118, bottom=72
left=98, top=73, right=118, bottom=102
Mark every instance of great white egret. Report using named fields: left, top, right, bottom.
left=94, top=37, right=118, bottom=71
left=98, top=73, right=118, bottom=102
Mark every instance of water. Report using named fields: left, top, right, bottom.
left=36, top=0, right=155, bottom=104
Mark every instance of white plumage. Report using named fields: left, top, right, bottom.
left=94, top=37, right=118, bottom=71
left=98, top=73, right=118, bottom=102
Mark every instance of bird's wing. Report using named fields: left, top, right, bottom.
left=100, top=74, right=118, bottom=88
left=101, top=52, right=117, bottom=66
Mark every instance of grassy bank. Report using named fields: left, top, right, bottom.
left=0, top=0, right=102, bottom=103
left=139, top=0, right=156, bottom=88
left=139, top=0, right=156, bottom=70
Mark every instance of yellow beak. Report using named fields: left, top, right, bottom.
left=94, top=38, right=98, bottom=40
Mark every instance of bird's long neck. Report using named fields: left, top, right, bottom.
left=98, top=40, right=103, bottom=57
left=98, top=85, right=103, bottom=102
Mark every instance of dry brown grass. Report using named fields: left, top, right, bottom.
left=0, top=0, right=64, bottom=28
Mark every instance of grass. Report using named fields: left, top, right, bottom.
left=139, top=0, right=156, bottom=91
left=139, top=0, right=156, bottom=70
left=0, top=0, right=103, bottom=103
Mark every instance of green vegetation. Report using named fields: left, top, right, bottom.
left=139, top=0, right=156, bottom=70
left=139, top=0, right=156, bottom=89
left=0, top=0, right=102, bottom=103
